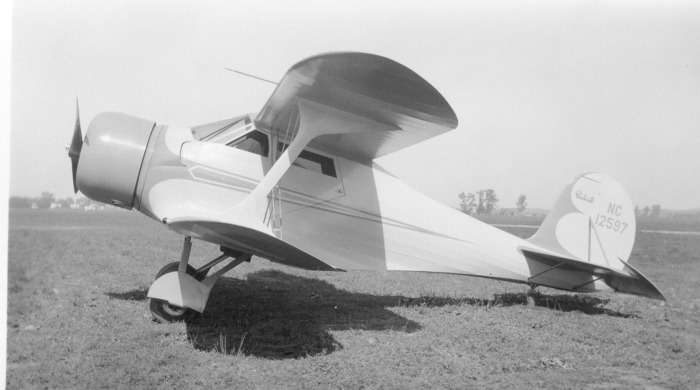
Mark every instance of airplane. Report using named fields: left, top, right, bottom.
left=67, top=52, right=665, bottom=323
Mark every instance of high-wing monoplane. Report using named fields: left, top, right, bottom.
left=68, top=52, right=665, bottom=323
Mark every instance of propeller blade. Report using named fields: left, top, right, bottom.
left=68, top=99, right=83, bottom=193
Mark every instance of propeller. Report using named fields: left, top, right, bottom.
left=68, top=99, right=83, bottom=193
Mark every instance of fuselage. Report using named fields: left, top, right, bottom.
left=127, top=115, right=609, bottom=294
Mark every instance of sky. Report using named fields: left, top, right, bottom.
left=8, top=0, right=700, bottom=210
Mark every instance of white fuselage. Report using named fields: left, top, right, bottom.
left=136, top=123, right=607, bottom=293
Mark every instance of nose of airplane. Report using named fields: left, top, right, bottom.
left=73, top=111, right=156, bottom=209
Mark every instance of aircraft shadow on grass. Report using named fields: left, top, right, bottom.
left=108, top=270, right=634, bottom=359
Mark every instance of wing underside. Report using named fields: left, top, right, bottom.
left=167, top=218, right=340, bottom=272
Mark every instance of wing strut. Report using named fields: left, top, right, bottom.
left=221, top=98, right=399, bottom=235
left=267, top=102, right=300, bottom=239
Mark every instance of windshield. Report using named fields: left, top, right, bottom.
left=190, top=114, right=255, bottom=144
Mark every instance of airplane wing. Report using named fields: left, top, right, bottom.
left=166, top=218, right=340, bottom=272
left=164, top=54, right=458, bottom=274
left=255, top=52, right=458, bottom=163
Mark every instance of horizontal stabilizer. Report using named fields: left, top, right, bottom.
left=166, top=218, right=340, bottom=272
left=522, top=250, right=666, bottom=300
left=608, top=258, right=666, bottom=301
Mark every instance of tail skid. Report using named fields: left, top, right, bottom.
left=525, top=173, right=665, bottom=300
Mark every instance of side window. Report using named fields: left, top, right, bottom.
left=278, top=143, right=337, bottom=177
left=227, top=131, right=269, bottom=157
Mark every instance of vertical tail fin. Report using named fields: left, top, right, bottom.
left=525, top=173, right=664, bottom=300
left=528, top=173, right=636, bottom=271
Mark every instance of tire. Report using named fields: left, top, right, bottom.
left=149, top=298, right=199, bottom=323
left=149, top=262, right=200, bottom=323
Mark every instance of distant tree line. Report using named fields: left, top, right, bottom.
left=9, top=192, right=58, bottom=209
left=458, top=189, right=501, bottom=216
left=457, top=191, right=664, bottom=219
left=9, top=192, right=98, bottom=209
left=634, top=205, right=662, bottom=218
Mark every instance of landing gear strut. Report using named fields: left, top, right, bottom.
left=148, top=236, right=251, bottom=323
left=149, top=262, right=200, bottom=323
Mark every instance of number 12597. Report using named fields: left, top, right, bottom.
left=595, top=214, right=628, bottom=233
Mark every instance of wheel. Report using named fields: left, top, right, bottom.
left=149, top=262, right=201, bottom=323
left=149, top=298, right=199, bottom=323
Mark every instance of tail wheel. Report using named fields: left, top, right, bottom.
left=149, top=262, right=200, bottom=323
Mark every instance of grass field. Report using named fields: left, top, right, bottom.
left=7, top=209, right=700, bottom=389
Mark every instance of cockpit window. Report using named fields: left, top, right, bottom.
left=278, top=143, right=337, bottom=177
left=227, top=130, right=269, bottom=157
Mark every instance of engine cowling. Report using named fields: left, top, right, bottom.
left=76, top=112, right=155, bottom=209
